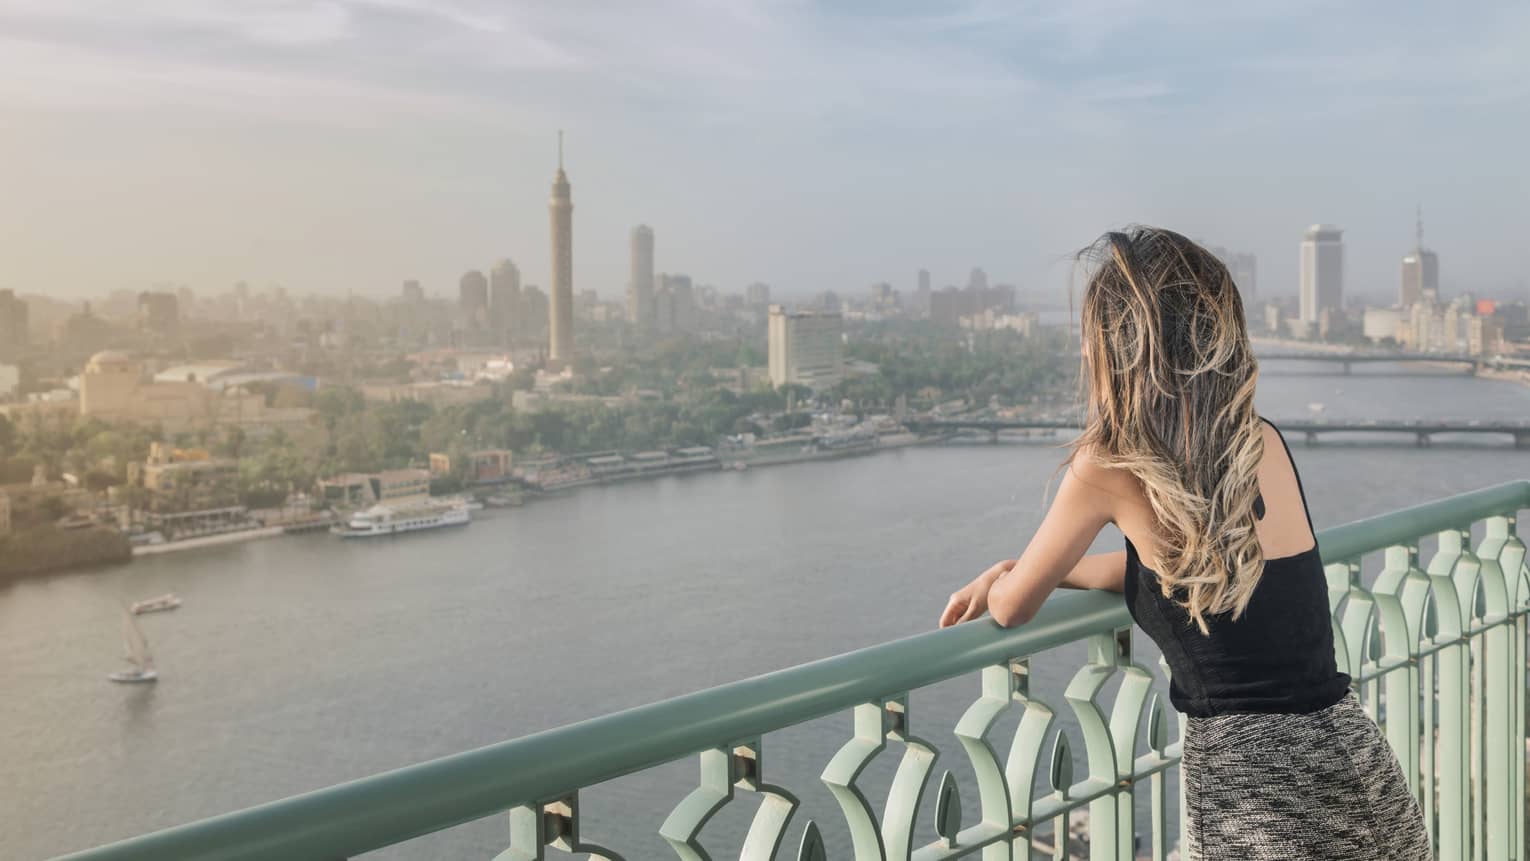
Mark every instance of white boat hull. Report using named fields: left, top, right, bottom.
left=331, top=500, right=472, bottom=538
left=131, top=594, right=181, bottom=614
left=108, top=669, right=158, bottom=683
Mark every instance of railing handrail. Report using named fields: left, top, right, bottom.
left=54, top=479, right=1530, bottom=861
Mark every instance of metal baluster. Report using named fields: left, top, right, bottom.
left=1429, top=528, right=1475, bottom=861
left=1373, top=545, right=1427, bottom=795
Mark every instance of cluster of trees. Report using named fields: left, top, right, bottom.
left=0, top=326, right=1074, bottom=508
left=0, top=412, right=160, bottom=489
left=834, top=327, right=1076, bottom=413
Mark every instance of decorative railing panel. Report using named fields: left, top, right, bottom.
left=55, top=481, right=1530, bottom=861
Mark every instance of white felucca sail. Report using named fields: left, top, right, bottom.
left=109, top=606, right=158, bottom=683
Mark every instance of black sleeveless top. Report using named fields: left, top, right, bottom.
left=1121, top=417, right=1352, bottom=717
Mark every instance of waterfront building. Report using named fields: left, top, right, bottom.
left=1468, top=315, right=1504, bottom=357
left=1262, top=301, right=1283, bottom=335
left=136, top=443, right=245, bottom=537
left=767, top=305, right=843, bottom=390
left=318, top=474, right=377, bottom=508
left=628, top=225, right=655, bottom=330
left=1400, top=209, right=1440, bottom=308
left=1299, top=224, right=1344, bottom=324
left=375, top=469, right=431, bottom=502
left=429, top=450, right=513, bottom=483
left=548, top=132, right=574, bottom=367
left=1362, top=306, right=1406, bottom=344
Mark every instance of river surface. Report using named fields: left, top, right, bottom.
left=5, top=361, right=1530, bottom=860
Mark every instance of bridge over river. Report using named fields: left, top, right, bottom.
left=1255, top=349, right=1530, bottom=375
left=904, top=416, right=1530, bottom=448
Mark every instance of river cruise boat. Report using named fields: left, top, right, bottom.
left=330, top=497, right=471, bottom=538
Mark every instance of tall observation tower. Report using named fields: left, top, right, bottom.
left=548, top=131, right=574, bottom=366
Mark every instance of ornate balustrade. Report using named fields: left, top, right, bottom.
left=57, top=481, right=1530, bottom=861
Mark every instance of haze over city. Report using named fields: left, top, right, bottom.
left=3, top=0, right=1528, bottom=303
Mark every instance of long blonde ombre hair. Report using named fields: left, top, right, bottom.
left=1072, top=226, right=1264, bottom=633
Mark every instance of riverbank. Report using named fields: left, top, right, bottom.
left=131, top=526, right=286, bottom=557
left=0, top=525, right=131, bottom=579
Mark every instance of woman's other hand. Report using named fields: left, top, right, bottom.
left=939, top=559, right=1015, bottom=628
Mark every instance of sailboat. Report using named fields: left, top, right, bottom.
left=108, top=606, right=159, bottom=684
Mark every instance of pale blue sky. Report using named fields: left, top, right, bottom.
left=2, top=1, right=1527, bottom=304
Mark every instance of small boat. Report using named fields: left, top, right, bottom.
left=131, top=593, right=181, bottom=614
left=108, top=607, right=159, bottom=684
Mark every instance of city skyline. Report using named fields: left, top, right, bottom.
left=2, top=3, right=1528, bottom=304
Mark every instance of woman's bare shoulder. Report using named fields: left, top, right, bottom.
left=1066, top=443, right=1140, bottom=500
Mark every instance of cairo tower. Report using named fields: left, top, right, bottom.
left=548, top=131, right=574, bottom=366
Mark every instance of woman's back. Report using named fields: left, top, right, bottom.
left=1117, top=417, right=1351, bottom=716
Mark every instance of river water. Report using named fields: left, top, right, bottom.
left=5, top=361, right=1530, bottom=860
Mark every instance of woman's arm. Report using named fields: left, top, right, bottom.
left=986, top=460, right=1116, bottom=627
left=1058, top=550, right=1127, bottom=592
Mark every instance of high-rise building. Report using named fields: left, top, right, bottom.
left=1400, top=209, right=1439, bottom=308
left=651, top=273, right=695, bottom=334
left=968, top=268, right=989, bottom=291
left=137, top=291, right=180, bottom=338
left=490, top=259, right=521, bottom=343
left=1299, top=225, right=1344, bottom=324
left=918, top=269, right=931, bottom=294
left=0, top=289, right=28, bottom=357
left=548, top=132, right=574, bottom=366
left=401, top=280, right=425, bottom=303
left=1206, top=245, right=1258, bottom=302
left=459, top=270, right=489, bottom=330
left=768, top=305, right=843, bottom=390
left=628, top=225, right=655, bottom=330
left=521, top=285, right=549, bottom=339
left=653, top=283, right=674, bottom=335
left=745, top=283, right=771, bottom=307
left=1468, top=315, right=1504, bottom=357
left=1227, top=254, right=1257, bottom=301
left=667, top=274, right=694, bottom=332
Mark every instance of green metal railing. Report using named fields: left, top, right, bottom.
left=56, top=481, right=1530, bottom=861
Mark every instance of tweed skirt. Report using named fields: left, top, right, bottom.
left=1181, top=690, right=1431, bottom=860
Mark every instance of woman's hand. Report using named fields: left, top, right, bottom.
left=939, top=559, right=1016, bottom=628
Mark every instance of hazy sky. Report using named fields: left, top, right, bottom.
left=2, top=1, right=1528, bottom=304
